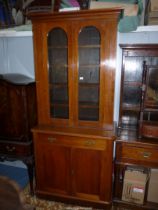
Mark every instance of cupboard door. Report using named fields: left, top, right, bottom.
left=72, top=148, right=102, bottom=201
left=71, top=140, right=113, bottom=203
left=34, top=135, right=71, bottom=195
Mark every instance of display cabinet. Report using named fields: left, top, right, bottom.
left=0, top=73, right=37, bottom=194
left=29, top=8, right=121, bottom=208
left=118, top=44, right=158, bottom=137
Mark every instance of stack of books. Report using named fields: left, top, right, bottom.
left=145, top=0, right=158, bottom=25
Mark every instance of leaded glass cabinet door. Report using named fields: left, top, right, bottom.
left=78, top=26, right=100, bottom=121
left=48, top=28, right=69, bottom=119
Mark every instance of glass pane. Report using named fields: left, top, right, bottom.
left=123, top=85, right=142, bottom=106
left=121, top=110, right=139, bottom=129
left=145, top=66, right=158, bottom=108
left=78, top=26, right=100, bottom=121
left=48, top=28, right=69, bottom=119
left=124, top=57, right=143, bottom=82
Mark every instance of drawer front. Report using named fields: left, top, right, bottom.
left=142, top=124, right=158, bottom=138
left=116, top=143, right=158, bottom=164
left=0, top=142, right=32, bottom=157
left=34, top=133, right=109, bottom=151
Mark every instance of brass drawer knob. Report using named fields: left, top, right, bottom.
left=84, top=140, right=96, bottom=146
left=141, top=152, right=151, bottom=158
left=6, top=146, right=15, bottom=152
left=48, top=137, right=56, bottom=142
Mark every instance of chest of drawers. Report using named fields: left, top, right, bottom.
left=0, top=73, right=37, bottom=194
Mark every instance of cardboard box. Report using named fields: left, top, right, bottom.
left=150, top=0, right=158, bottom=11
left=147, top=169, right=158, bottom=203
left=122, top=169, right=148, bottom=204
left=90, top=1, right=138, bottom=16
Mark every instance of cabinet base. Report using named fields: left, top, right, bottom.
left=35, top=190, right=112, bottom=209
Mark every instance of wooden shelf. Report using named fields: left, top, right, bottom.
left=49, top=64, right=68, bottom=68
left=79, top=102, right=99, bottom=109
left=122, top=104, right=140, bottom=111
left=79, top=45, right=100, bottom=48
left=50, top=101, right=69, bottom=107
left=79, top=64, right=100, bottom=68
left=124, top=81, right=142, bottom=86
left=79, top=83, right=99, bottom=86
left=48, top=46, right=68, bottom=49
left=49, top=83, right=68, bottom=88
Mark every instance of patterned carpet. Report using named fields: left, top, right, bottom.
left=23, top=187, right=94, bottom=210
left=23, top=187, right=130, bottom=210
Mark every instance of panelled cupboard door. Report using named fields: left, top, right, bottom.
left=34, top=135, right=71, bottom=195
left=71, top=146, right=113, bottom=203
left=31, top=10, right=120, bottom=129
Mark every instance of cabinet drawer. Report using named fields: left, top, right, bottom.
left=34, top=133, right=108, bottom=150
left=116, top=143, right=158, bottom=164
left=0, top=142, right=32, bottom=157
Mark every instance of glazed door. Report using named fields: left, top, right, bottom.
left=73, top=21, right=115, bottom=128
left=47, top=28, right=69, bottom=120
left=77, top=26, right=100, bottom=122
left=47, top=24, right=101, bottom=126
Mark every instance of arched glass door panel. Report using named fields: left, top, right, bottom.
left=48, top=28, right=69, bottom=119
left=78, top=26, right=100, bottom=121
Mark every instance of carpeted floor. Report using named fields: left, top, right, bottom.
left=0, top=163, right=131, bottom=210
left=23, top=186, right=130, bottom=210
left=23, top=188, right=95, bottom=210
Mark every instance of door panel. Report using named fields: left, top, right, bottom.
left=71, top=148, right=102, bottom=200
left=34, top=136, right=71, bottom=195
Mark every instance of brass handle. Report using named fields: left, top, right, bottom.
left=6, top=146, right=15, bottom=152
left=84, top=140, right=96, bottom=146
left=48, top=137, right=56, bottom=143
left=141, top=152, right=151, bottom=158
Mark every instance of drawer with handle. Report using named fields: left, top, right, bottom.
left=0, top=142, right=32, bottom=156
left=116, top=143, right=158, bottom=164
left=35, top=133, right=108, bottom=151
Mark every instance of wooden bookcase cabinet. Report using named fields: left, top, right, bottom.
left=29, top=9, right=121, bottom=207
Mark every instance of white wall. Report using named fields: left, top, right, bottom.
left=0, top=31, right=34, bottom=79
